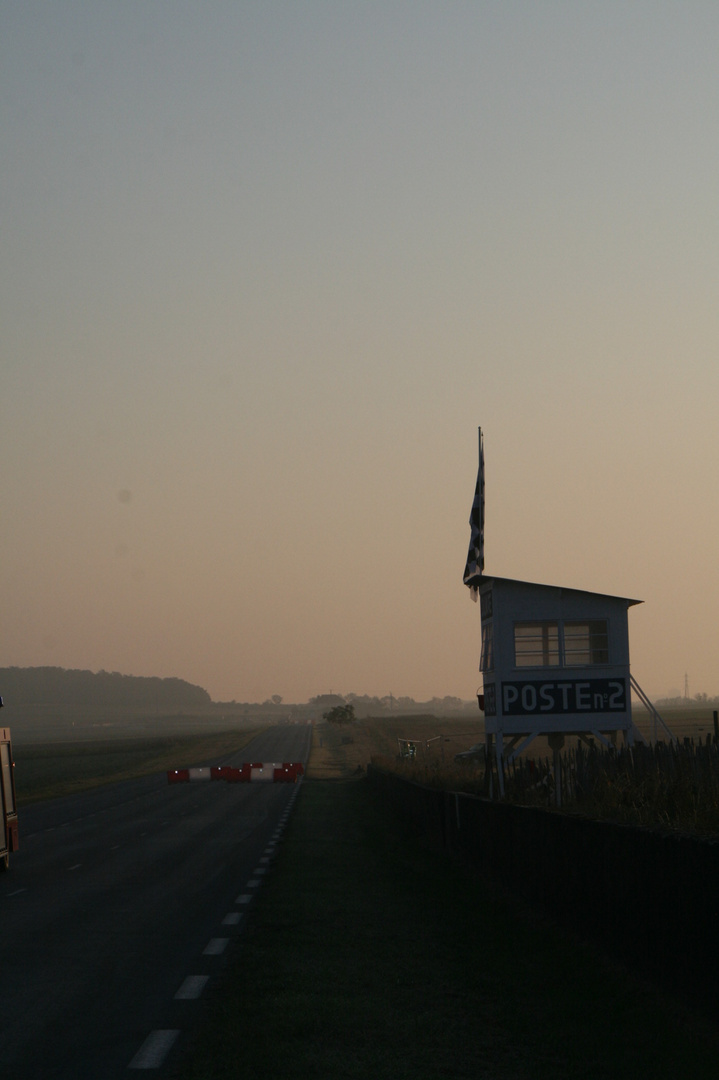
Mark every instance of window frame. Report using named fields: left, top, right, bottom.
left=513, top=621, right=560, bottom=668
left=513, top=618, right=610, bottom=669
left=563, top=620, right=609, bottom=667
left=480, top=621, right=494, bottom=673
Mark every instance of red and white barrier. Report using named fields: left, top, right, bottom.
left=167, top=762, right=304, bottom=785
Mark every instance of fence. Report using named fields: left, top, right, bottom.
left=501, top=738, right=719, bottom=832
left=367, top=763, right=719, bottom=1011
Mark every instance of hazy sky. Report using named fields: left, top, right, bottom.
left=2, top=2, right=718, bottom=703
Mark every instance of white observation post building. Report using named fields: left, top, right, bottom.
left=463, top=429, right=661, bottom=797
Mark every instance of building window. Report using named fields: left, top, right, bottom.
left=514, top=622, right=560, bottom=667
left=480, top=622, right=494, bottom=672
left=564, top=621, right=609, bottom=665
left=513, top=619, right=610, bottom=667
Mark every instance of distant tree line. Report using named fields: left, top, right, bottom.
left=655, top=693, right=719, bottom=708
left=309, top=692, right=471, bottom=716
left=0, top=668, right=478, bottom=716
left=0, top=667, right=211, bottom=711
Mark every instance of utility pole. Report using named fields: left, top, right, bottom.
left=684, top=672, right=689, bottom=702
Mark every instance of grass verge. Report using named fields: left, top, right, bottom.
left=174, top=779, right=719, bottom=1080
left=306, top=715, right=484, bottom=779
left=13, top=729, right=258, bottom=804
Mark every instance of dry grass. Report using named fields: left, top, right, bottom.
left=306, top=715, right=484, bottom=780
left=370, top=720, right=719, bottom=838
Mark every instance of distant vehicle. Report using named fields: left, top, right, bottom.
left=454, top=743, right=486, bottom=765
left=0, top=712, right=19, bottom=870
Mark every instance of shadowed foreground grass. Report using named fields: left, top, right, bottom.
left=175, top=779, right=719, bottom=1080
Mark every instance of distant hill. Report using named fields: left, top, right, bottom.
left=0, top=667, right=211, bottom=712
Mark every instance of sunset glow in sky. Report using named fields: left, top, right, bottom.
left=2, top=2, right=718, bottom=703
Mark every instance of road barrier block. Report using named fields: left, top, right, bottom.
left=188, top=768, right=212, bottom=781
left=167, top=762, right=305, bottom=785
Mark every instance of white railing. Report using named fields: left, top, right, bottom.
left=630, top=674, right=676, bottom=744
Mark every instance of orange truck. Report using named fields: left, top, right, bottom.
left=1, top=721, right=19, bottom=870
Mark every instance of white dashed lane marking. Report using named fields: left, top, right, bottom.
left=174, top=976, right=209, bottom=1000
left=124, top=771, right=305, bottom=1070
left=203, top=938, right=229, bottom=956
left=128, top=1029, right=180, bottom=1069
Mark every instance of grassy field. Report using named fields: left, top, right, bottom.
left=174, top=777, right=719, bottom=1080
left=306, top=714, right=485, bottom=779
left=344, top=711, right=719, bottom=838
left=14, top=705, right=718, bottom=813
left=10, top=712, right=470, bottom=805
left=6, top=704, right=264, bottom=745
left=307, top=707, right=719, bottom=779
left=12, top=729, right=258, bottom=804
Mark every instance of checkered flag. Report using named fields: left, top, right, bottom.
left=463, top=428, right=484, bottom=601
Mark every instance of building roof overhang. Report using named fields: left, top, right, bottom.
left=465, top=573, right=643, bottom=608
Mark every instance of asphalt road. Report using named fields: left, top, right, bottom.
left=0, top=723, right=312, bottom=1079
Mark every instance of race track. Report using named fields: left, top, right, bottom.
left=0, top=723, right=311, bottom=1079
